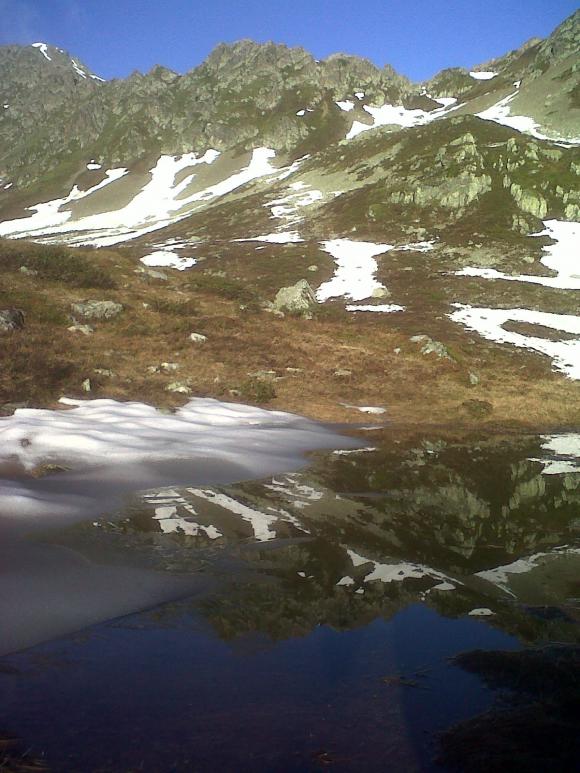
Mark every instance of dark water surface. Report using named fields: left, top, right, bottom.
left=1, top=428, right=579, bottom=771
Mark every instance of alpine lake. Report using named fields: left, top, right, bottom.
left=1, top=423, right=579, bottom=772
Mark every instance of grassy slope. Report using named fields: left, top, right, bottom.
left=1, top=237, right=579, bottom=431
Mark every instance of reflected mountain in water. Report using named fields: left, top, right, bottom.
left=72, top=432, right=580, bottom=646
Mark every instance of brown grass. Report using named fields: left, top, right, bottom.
left=1, top=238, right=579, bottom=431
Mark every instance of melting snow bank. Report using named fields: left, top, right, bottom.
left=346, top=99, right=458, bottom=140
left=530, top=434, right=580, bottom=475
left=0, top=398, right=357, bottom=477
left=469, top=71, right=497, bottom=80
left=0, top=147, right=294, bottom=247
left=140, top=250, right=196, bottom=270
left=0, top=398, right=360, bottom=655
left=449, top=305, right=580, bottom=379
left=316, top=239, right=393, bottom=301
left=476, top=90, right=580, bottom=145
left=456, top=219, right=580, bottom=289
left=0, top=397, right=359, bottom=518
left=346, top=304, right=405, bottom=313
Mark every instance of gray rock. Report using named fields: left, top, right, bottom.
left=273, top=279, right=317, bottom=314
left=19, top=265, right=38, bottom=276
left=71, top=300, right=123, bottom=320
left=0, top=309, right=24, bottom=331
left=468, top=372, right=480, bottom=386
left=67, top=324, right=94, bottom=335
left=165, top=382, right=192, bottom=394
left=371, top=286, right=391, bottom=299
left=147, top=362, right=180, bottom=373
left=307, top=265, right=318, bottom=272
left=410, top=334, right=453, bottom=360
left=134, top=266, right=168, bottom=280
left=189, top=332, right=207, bottom=343
left=81, top=378, right=91, bottom=392
left=333, top=369, right=352, bottom=378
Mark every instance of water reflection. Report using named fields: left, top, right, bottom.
left=1, top=431, right=579, bottom=771
left=86, top=432, right=580, bottom=646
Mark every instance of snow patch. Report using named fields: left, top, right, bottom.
left=32, top=43, right=51, bottom=61
left=0, top=148, right=288, bottom=246
left=71, top=59, right=87, bottom=79
left=477, top=90, right=580, bottom=144
left=469, top=71, right=497, bottom=80
left=239, top=231, right=303, bottom=244
left=449, top=305, right=580, bottom=379
left=316, top=239, right=393, bottom=302
left=456, top=219, right=580, bottom=290
left=530, top=434, right=580, bottom=475
left=346, top=304, right=405, bottom=313
left=336, top=100, right=355, bottom=112
left=140, top=250, right=196, bottom=271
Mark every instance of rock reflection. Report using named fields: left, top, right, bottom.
left=89, top=432, right=580, bottom=646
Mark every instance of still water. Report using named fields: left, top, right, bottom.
left=1, top=428, right=579, bottom=771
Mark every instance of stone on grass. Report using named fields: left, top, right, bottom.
left=165, top=382, right=192, bottom=395
left=410, top=334, right=452, bottom=360
left=71, top=300, right=123, bottom=320
left=68, top=324, right=94, bottom=335
left=273, top=279, right=317, bottom=315
left=134, top=266, right=168, bottom=281
left=189, top=332, right=207, bottom=343
left=0, top=309, right=24, bottom=332
left=81, top=379, right=91, bottom=392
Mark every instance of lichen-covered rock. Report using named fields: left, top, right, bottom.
left=410, top=334, right=453, bottom=360
left=273, top=280, right=317, bottom=314
left=0, top=309, right=24, bottom=331
left=509, top=183, right=548, bottom=218
left=70, top=300, right=123, bottom=320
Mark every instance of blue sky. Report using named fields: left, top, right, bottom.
left=1, top=1, right=578, bottom=81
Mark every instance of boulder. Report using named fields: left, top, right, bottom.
left=71, top=300, right=123, bottom=320
left=165, top=382, right=192, bottom=395
left=67, top=323, right=94, bottom=335
left=273, top=280, right=317, bottom=315
left=189, top=332, right=207, bottom=343
left=410, top=334, right=453, bottom=360
left=0, top=309, right=25, bottom=331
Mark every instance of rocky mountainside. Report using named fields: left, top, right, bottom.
left=0, top=10, right=578, bottom=193
left=0, top=10, right=578, bottom=426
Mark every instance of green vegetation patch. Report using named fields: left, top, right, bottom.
left=0, top=239, right=115, bottom=289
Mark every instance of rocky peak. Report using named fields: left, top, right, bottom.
left=536, top=8, right=580, bottom=68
